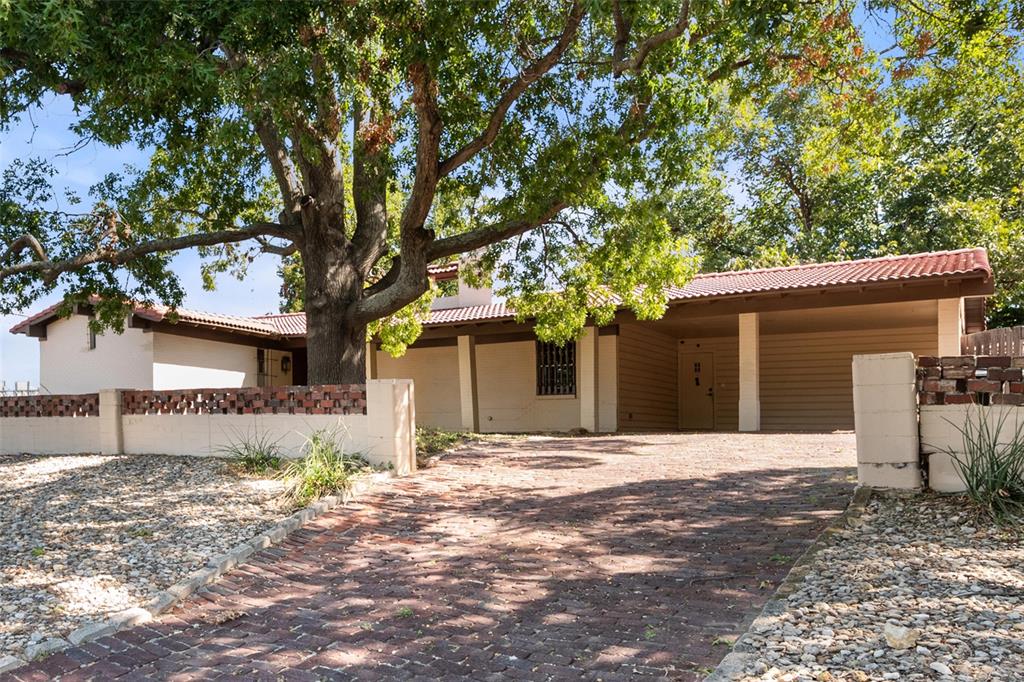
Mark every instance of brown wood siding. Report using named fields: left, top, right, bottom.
left=616, top=323, right=678, bottom=431
left=759, top=325, right=937, bottom=431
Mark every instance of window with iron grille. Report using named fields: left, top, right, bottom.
left=536, top=340, right=576, bottom=396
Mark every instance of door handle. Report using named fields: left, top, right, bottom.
left=706, top=387, right=714, bottom=397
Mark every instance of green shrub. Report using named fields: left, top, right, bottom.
left=280, top=429, right=369, bottom=506
left=941, top=406, right=1024, bottom=524
left=223, top=431, right=283, bottom=474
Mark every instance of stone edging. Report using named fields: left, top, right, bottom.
left=706, top=485, right=875, bottom=682
left=0, top=472, right=391, bottom=675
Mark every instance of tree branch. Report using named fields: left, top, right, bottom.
left=0, top=47, right=85, bottom=95
left=611, top=0, right=690, bottom=75
left=363, top=256, right=401, bottom=298
left=253, top=113, right=303, bottom=220
left=351, top=97, right=392, bottom=273
left=401, top=62, right=444, bottom=234
left=255, top=235, right=299, bottom=257
left=425, top=200, right=568, bottom=262
left=0, top=222, right=290, bottom=281
left=1, top=234, right=49, bottom=267
left=437, top=0, right=586, bottom=177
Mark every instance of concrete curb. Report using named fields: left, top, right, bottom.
left=706, top=485, right=875, bottom=681
left=2, top=471, right=390, bottom=672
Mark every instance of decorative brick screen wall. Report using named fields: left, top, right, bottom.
left=121, top=385, right=367, bottom=416
left=0, top=394, right=100, bottom=417
left=917, top=356, right=1024, bottom=406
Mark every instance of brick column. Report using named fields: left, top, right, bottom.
left=98, top=389, right=124, bottom=455
left=852, top=352, right=921, bottom=489
left=738, top=312, right=760, bottom=432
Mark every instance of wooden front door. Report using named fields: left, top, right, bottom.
left=679, top=351, right=715, bottom=430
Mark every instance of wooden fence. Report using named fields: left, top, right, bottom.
left=961, top=326, right=1024, bottom=356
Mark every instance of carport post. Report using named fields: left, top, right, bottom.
left=936, top=297, right=964, bottom=356
left=457, top=335, right=480, bottom=432
left=738, top=312, right=761, bottom=432
left=365, top=342, right=378, bottom=380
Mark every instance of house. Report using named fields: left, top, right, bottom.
left=11, top=248, right=994, bottom=433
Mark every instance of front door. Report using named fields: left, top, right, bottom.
left=679, top=351, right=715, bottom=430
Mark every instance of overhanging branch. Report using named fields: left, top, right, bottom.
left=0, top=222, right=292, bottom=281
left=437, top=0, right=586, bottom=177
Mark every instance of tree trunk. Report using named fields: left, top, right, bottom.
left=301, top=231, right=368, bottom=385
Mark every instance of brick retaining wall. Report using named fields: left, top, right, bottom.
left=0, top=394, right=99, bottom=417
left=121, top=385, right=367, bottom=416
left=917, top=355, right=1024, bottom=406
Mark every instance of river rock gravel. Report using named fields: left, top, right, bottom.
left=0, top=453, right=287, bottom=660
left=735, top=496, right=1024, bottom=681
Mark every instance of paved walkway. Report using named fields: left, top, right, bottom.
left=6, top=433, right=855, bottom=681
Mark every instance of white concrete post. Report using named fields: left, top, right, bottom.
left=852, top=352, right=921, bottom=489
left=579, top=326, right=600, bottom=432
left=365, top=342, right=378, bottom=380
left=98, top=389, right=124, bottom=455
left=738, top=312, right=761, bottom=432
left=366, top=379, right=416, bottom=476
left=457, top=335, right=479, bottom=432
left=937, top=297, right=964, bottom=356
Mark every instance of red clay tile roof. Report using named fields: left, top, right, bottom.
left=10, top=248, right=992, bottom=337
left=664, top=247, right=991, bottom=301
left=10, top=300, right=280, bottom=337
left=252, top=313, right=307, bottom=336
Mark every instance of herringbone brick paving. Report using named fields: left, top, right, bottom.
left=5, top=432, right=855, bottom=681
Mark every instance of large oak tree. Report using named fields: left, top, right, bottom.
left=1, top=0, right=847, bottom=383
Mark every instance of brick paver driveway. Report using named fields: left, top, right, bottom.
left=8, top=433, right=856, bottom=681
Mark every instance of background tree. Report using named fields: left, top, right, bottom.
left=1, top=0, right=857, bottom=382
left=673, top=0, right=1024, bottom=324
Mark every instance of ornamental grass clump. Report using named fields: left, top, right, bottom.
left=223, top=431, right=283, bottom=475
left=941, top=406, right=1024, bottom=524
left=280, top=429, right=369, bottom=506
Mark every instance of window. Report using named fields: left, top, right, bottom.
left=536, top=340, right=576, bottom=396
left=87, top=319, right=97, bottom=350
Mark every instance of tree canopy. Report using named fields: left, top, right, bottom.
left=2, top=1, right=1021, bottom=383
left=674, top=0, right=1024, bottom=325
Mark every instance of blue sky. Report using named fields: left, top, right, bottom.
left=0, top=97, right=285, bottom=388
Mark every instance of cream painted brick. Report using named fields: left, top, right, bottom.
left=0, top=417, right=100, bottom=455
left=926, top=452, right=966, bottom=493
left=854, top=407, right=918, bottom=440
left=857, top=462, right=923, bottom=489
left=40, top=314, right=153, bottom=393
left=851, top=352, right=916, bottom=387
left=852, top=383, right=916, bottom=416
left=854, top=433, right=920, bottom=464
left=377, top=345, right=460, bottom=430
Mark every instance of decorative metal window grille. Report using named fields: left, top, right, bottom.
left=536, top=340, right=576, bottom=396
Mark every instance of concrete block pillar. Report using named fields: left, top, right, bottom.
left=852, top=352, right=921, bottom=489
left=457, top=335, right=479, bottom=432
left=738, top=313, right=760, bottom=432
left=365, top=342, right=378, bottom=380
left=98, top=389, right=124, bottom=455
left=579, top=326, right=600, bottom=432
left=366, top=379, right=416, bottom=476
left=937, top=297, right=964, bottom=356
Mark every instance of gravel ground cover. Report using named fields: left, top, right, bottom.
left=735, top=495, right=1024, bottom=681
left=0, top=453, right=287, bottom=660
